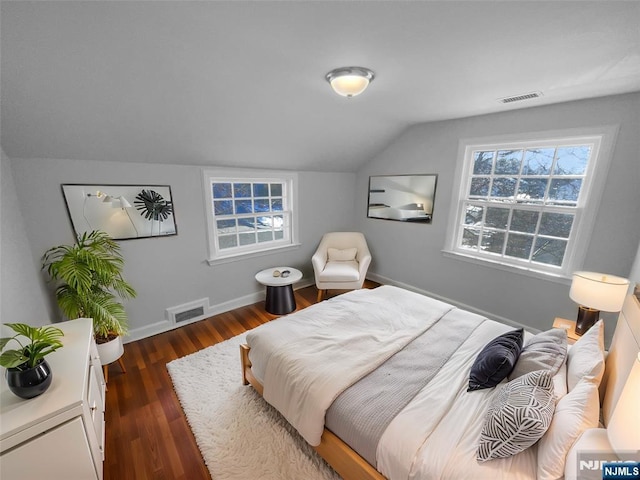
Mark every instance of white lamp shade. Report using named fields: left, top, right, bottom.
left=607, top=353, right=640, bottom=453
left=325, top=67, right=375, bottom=97
left=569, top=271, right=629, bottom=312
left=103, top=195, right=132, bottom=208
left=116, top=196, right=132, bottom=208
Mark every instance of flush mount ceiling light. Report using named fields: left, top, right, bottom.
left=325, top=66, right=375, bottom=98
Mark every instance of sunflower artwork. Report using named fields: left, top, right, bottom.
left=134, top=189, right=174, bottom=236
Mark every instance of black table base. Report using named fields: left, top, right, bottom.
left=265, top=284, right=296, bottom=315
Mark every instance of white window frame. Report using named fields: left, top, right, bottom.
left=444, top=126, right=619, bottom=280
left=202, top=168, right=299, bottom=265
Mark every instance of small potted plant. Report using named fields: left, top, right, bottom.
left=42, top=230, right=136, bottom=368
left=0, top=323, right=64, bottom=399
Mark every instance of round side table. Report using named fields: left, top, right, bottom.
left=255, top=267, right=303, bottom=315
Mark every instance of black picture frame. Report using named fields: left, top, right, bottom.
left=61, top=184, right=178, bottom=240
left=367, top=174, right=438, bottom=223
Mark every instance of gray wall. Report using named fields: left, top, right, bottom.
left=4, top=93, right=639, bottom=344
left=356, top=93, right=640, bottom=340
left=1, top=150, right=51, bottom=325
left=9, top=157, right=355, bottom=338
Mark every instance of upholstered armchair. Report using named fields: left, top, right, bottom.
left=312, top=232, right=372, bottom=302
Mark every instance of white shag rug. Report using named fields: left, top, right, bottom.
left=167, top=333, right=341, bottom=480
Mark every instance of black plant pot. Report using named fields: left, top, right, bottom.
left=5, top=359, right=53, bottom=399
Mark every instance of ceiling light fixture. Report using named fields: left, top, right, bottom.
left=325, top=66, right=375, bottom=98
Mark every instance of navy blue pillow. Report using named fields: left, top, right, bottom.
left=468, top=328, right=524, bottom=392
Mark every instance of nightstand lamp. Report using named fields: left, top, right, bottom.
left=569, top=271, right=629, bottom=335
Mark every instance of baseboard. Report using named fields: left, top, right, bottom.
left=127, top=274, right=537, bottom=343
left=366, top=272, right=539, bottom=333
left=125, top=279, right=315, bottom=343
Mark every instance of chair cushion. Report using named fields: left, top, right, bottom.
left=327, top=247, right=358, bottom=262
left=319, top=261, right=360, bottom=282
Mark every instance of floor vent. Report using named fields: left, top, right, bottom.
left=174, top=306, right=205, bottom=323
left=166, top=298, right=210, bottom=325
left=498, top=91, right=543, bottom=104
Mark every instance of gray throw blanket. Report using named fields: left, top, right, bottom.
left=325, top=309, right=485, bottom=466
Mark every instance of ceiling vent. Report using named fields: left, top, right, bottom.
left=498, top=91, right=543, bottom=104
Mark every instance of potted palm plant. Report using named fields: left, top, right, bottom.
left=0, top=323, right=64, bottom=399
left=42, top=230, right=136, bottom=367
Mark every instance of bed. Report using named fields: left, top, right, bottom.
left=240, top=285, right=640, bottom=480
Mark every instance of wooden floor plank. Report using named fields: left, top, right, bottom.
left=104, top=282, right=379, bottom=480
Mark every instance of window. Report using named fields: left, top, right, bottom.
left=203, top=169, right=298, bottom=264
left=445, top=127, right=617, bottom=277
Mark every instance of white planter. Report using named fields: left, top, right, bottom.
left=96, top=336, right=124, bottom=365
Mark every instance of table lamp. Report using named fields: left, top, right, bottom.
left=569, top=271, right=629, bottom=335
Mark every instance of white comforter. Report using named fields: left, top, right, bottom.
left=247, top=285, right=454, bottom=446
left=378, top=316, right=538, bottom=480
left=246, top=286, right=538, bottom=479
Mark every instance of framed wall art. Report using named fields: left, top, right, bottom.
left=61, top=184, right=178, bottom=240
left=367, top=174, right=438, bottom=223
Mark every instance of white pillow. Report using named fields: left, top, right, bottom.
left=536, top=376, right=600, bottom=480
left=552, top=361, right=568, bottom=403
left=327, top=247, right=358, bottom=262
left=566, top=320, right=605, bottom=391
left=509, top=328, right=568, bottom=380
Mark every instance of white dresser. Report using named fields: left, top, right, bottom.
left=0, top=318, right=106, bottom=480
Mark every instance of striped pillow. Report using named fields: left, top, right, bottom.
left=477, top=370, right=555, bottom=462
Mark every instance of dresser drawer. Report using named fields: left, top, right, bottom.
left=1, top=417, right=98, bottom=480
left=87, top=356, right=106, bottom=462
left=89, top=339, right=106, bottom=409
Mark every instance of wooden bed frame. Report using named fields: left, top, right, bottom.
left=240, top=293, right=640, bottom=480
left=240, top=344, right=385, bottom=480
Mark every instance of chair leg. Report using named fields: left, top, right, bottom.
left=317, top=289, right=324, bottom=302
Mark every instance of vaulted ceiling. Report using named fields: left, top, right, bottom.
left=2, top=1, right=639, bottom=172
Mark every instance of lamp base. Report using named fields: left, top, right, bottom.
left=575, top=306, right=600, bottom=336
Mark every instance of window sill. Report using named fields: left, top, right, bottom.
left=207, top=243, right=302, bottom=266
left=441, top=249, right=572, bottom=285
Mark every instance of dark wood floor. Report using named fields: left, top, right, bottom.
left=103, top=282, right=378, bottom=480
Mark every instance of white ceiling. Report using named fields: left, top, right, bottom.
left=2, top=1, right=639, bottom=172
